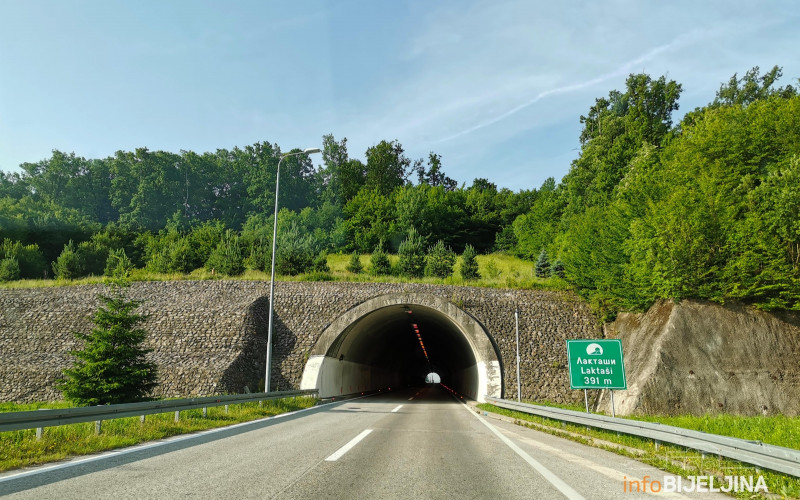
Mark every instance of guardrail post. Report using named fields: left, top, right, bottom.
left=174, top=411, right=180, bottom=423
left=95, top=420, right=102, bottom=435
left=202, top=407, right=207, bottom=418
left=35, top=408, right=45, bottom=440
left=224, top=404, right=229, bottom=414
left=140, top=415, right=145, bottom=424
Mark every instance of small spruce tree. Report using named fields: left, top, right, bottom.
left=53, top=240, right=83, bottom=280
left=346, top=252, right=363, bottom=273
left=370, top=241, right=392, bottom=275
left=535, top=249, right=551, bottom=278
left=311, top=251, right=331, bottom=273
left=398, top=227, right=426, bottom=278
left=460, top=244, right=480, bottom=280
left=550, top=258, right=565, bottom=279
left=169, top=238, right=196, bottom=274
left=58, top=281, right=158, bottom=405
left=0, top=257, right=20, bottom=282
left=425, top=240, right=456, bottom=278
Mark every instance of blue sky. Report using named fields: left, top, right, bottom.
left=1, top=1, right=798, bottom=192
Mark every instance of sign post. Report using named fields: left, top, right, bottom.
left=567, top=339, right=626, bottom=416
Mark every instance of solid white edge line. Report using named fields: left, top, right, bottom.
left=0, top=394, right=373, bottom=484
left=391, top=405, right=403, bottom=413
left=458, top=403, right=586, bottom=500
left=325, top=429, right=373, bottom=462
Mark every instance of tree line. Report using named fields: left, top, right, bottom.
left=1, top=65, right=798, bottom=317
left=0, top=132, right=531, bottom=279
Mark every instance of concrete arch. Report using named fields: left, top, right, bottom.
left=300, top=293, right=503, bottom=401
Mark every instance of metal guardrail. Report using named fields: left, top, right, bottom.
left=0, top=389, right=317, bottom=433
left=485, top=397, right=800, bottom=478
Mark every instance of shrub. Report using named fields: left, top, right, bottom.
left=276, top=222, right=315, bottom=275
left=77, top=240, right=108, bottom=276
left=205, top=231, right=245, bottom=276
left=346, top=252, right=363, bottom=273
left=52, top=241, right=83, bottom=280
left=370, top=242, right=392, bottom=275
left=104, top=248, right=134, bottom=278
left=311, top=251, right=331, bottom=273
left=0, top=257, right=20, bottom=282
left=483, top=259, right=500, bottom=279
left=169, top=238, right=196, bottom=274
left=244, top=236, right=270, bottom=272
left=186, top=221, right=225, bottom=268
left=1, top=239, right=47, bottom=279
left=535, top=249, right=551, bottom=278
left=143, top=236, right=195, bottom=274
left=493, top=225, right=518, bottom=252
left=398, top=227, right=425, bottom=278
left=425, top=240, right=456, bottom=278
left=460, top=244, right=480, bottom=280
left=146, top=247, right=173, bottom=273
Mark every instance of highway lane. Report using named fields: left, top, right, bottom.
left=0, top=387, right=728, bottom=499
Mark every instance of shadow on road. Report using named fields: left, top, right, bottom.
left=0, top=399, right=341, bottom=495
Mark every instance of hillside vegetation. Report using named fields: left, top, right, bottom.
left=0, top=253, right=570, bottom=294
left=1, top=65, right=798, bottom=318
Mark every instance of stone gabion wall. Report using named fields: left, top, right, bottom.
left=0, top=281, right=599, bottom=403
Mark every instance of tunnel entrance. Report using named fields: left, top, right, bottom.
left=300, top=294, right=502, bottom=401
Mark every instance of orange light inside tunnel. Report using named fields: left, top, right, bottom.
left=409, top=318, right=430, bottom=362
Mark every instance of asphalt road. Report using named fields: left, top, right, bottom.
left=0, top=386, right=729, bottom=499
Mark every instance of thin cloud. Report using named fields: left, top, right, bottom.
left=431, top=29, right=711, bottom=144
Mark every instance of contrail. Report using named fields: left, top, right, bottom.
left=432, top=29, right=708, bottom=144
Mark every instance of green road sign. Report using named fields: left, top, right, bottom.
left=566, top=339, right=627, bottom=389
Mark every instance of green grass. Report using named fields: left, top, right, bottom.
left=478, top=403, right=800, bottom=499
left=0, top=397, right=317, bottom=472
left=631, top=413, right=800, bottom=450
left=514, top=399, right=800, bottom=450
left=0, top=253, right=572, bottom=292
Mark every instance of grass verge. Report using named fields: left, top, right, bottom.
left=514, top=399, right=800, bottom=450
left=0, top=253, right=573, bottom=292
left=0, top=397, right=317, bottom=473
left=477, top=403, right=800, bottom=499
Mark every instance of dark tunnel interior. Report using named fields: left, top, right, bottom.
left=323, top=304, right=478, bottom=392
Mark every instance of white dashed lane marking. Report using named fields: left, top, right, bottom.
left=325, top=429, right=373, bottom=462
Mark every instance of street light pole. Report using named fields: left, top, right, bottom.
left=265, top=147, right=320, bottom=393
left=515, top=308, right=521, bottom=402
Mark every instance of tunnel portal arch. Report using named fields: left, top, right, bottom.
left=300, top=293, right=503, bottom=401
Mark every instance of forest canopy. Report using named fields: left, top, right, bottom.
left=1, top=65, right=798, bottom=316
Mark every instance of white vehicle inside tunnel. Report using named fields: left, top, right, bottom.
left=300, top=294, right=503, bottom=401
